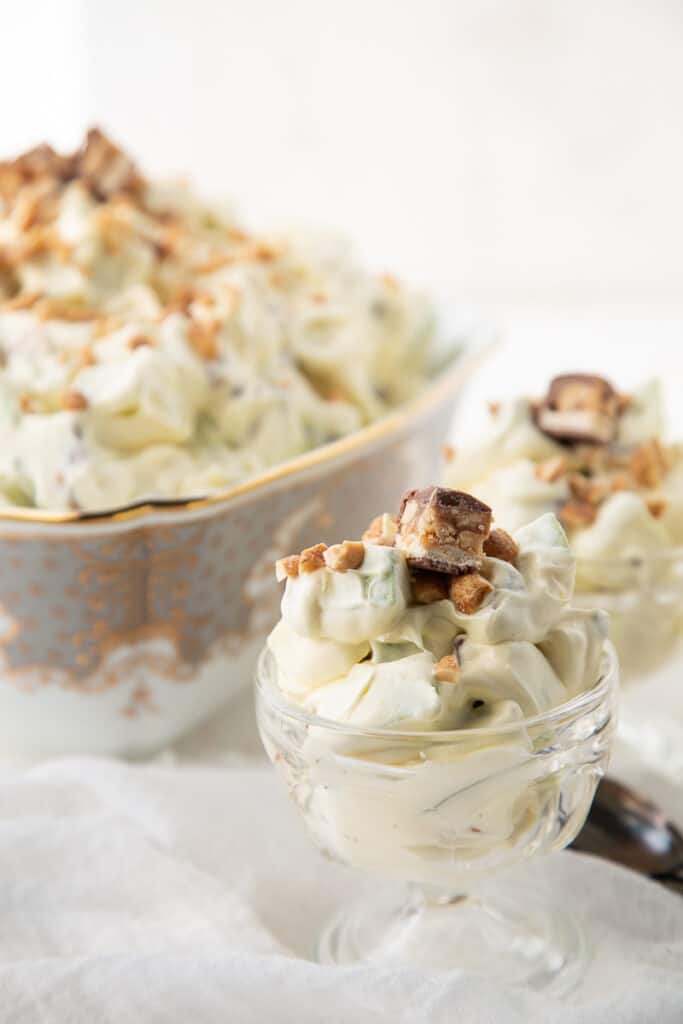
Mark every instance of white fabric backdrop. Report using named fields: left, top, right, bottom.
left=1, top=737, right=682, bottom=1024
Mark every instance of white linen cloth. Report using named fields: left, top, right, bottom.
left=1, top=686, right=682, bottom=1024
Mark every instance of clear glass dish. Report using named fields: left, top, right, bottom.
left=574, top=550, right=683, bottom=777
left=255, top=643, right=619, bottom=993
left=574, top=549, right=683, bottom=683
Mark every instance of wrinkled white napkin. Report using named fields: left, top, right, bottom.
left=1, top=738, right=682, bottom=1024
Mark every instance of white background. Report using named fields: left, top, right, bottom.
left=5, top=0, right=683, bottom=308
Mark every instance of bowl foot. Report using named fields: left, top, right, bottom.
left=317, top=881, right=587, bottom=994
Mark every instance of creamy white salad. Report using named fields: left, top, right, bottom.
left=270, top=489, right=606, bottom=733
left=444, top=374, right=683, bottom=572
left=442, top=374, right=683, bottom=679
left=265, top=487, right=610, bottom=878
left=0, top=130, right=435, bottom=512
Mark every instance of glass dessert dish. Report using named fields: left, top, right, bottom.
left=444, top=372, right=682, bottom=766
left=574, top=549, right=683, bottom=778
left=574, top=550, right=683, bottom=684
left=256, top=481, right=620, bottom=992
left=256, top=642, right=618, bottom=992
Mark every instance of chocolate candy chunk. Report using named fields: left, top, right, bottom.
left=535, top=374, right=620, bottom=445
left=396, top=487, right=492, bottom=575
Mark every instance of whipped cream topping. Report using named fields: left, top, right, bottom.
left=0, top=130, right=435, bottom=511
left=444, top=377, right=683, bottom=565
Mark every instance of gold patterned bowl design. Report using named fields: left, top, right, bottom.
left=0, top=347, right=483, bottom=757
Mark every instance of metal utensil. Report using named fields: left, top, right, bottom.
left=573, top=777, right=683, bottom=895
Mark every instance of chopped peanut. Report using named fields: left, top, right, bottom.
left=75, top=346, right=95, bottom=369
left=128, top=334, right=154, bottom=350
left=535, top=455, right=568, bottom=483
left=0, top=290, right=39, bottom=312
left=449, top=572, right=494, bottom=614
left=362, top=513, right=397, bottom=546
left=433, top=654, right=460, bottom=684
left=630, top=440, right=670, bottom=489
left=299, top=543, right=328, bottom=573
left=646, top=496, right=667, bottom=519
left=567, top=473, right=612, bottom=506
left=275, top=555, right=300, bottom=582
left=60, top=390, right=88, bottom=411
left=559, top=500, right=597, bottom=529
left=187, top=319, right=219, bottom=360
left=324, top=541, right=365, bottom=572
left=483, top=527, right=519, bottom=565
left=442, top=444, right=457, bottom=463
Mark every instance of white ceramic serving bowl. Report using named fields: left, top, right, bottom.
left=0, top=332, right=487, bottom=758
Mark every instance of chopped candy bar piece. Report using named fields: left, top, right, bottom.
left=535, top=374, right=621, bottom=445
left=396, top=487, right=492, bottom=575
left=449, top=572, right=494, bottom=614
left=483, top=528, right=519, bottom=565
left=410, top=570, right=450, bottom=605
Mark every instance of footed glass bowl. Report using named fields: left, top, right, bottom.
left=575, top=551, right=683, bottom=778
left=575, top=550, right=683, bottom=684
left=255, top=643, right=619, bottom=993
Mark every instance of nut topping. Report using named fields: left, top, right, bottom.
left=449, top=572, right=494, bottom=614
left=410, top=570, right=450, bottom=605
left=630, top=439, right=670, bottom=489
left=483, top=527, right=519, bottom=565
left=75, top=127, right=143, bottom=201
left=60, top=390, right=88, bottom=411
left=299, top=543, right=328, bottom=574
left=362, top=513, right=397, bottom=546
left=646, top=496, right=667, bottom=519
left=187, top=319, right=220, bottom=360
left=433, top=654, right=460, bottom=684
left=128, top=334, right=154, bottom=350
left=535, top=374, right=621, bottom=445
left=396, top=487, right=492, bottom=575
left=567, top=473, right=612, bottom=506
left=558, top=499, right=597, bottom=529
left=275, top=555, right=300, bottom=581
left=323, top=541, right=365, bottom=572
left=535, top=455, right=568, bottom=483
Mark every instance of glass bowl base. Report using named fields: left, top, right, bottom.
left=317, top=883, right=587, bottom=994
